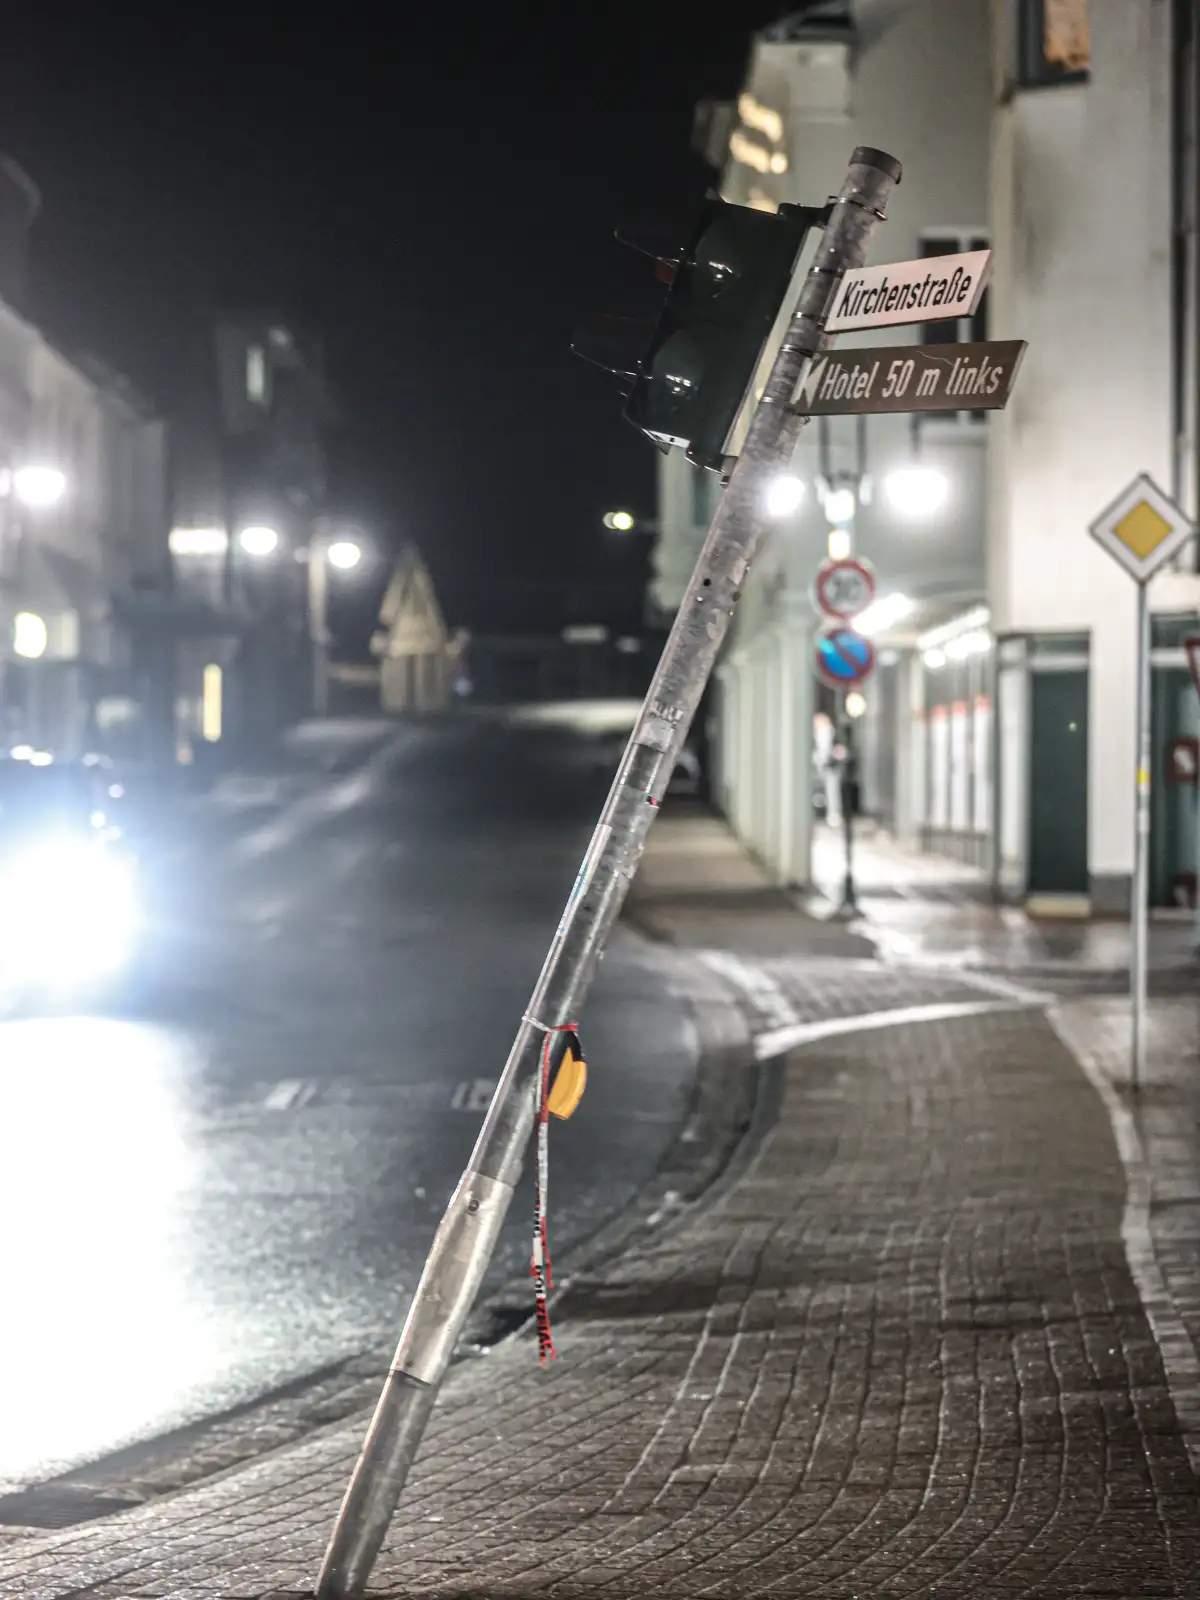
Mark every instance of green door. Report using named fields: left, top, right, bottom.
left=1027, top=669, right=1089, bottom=895
left=1150, top=666, right=1200, bottom=907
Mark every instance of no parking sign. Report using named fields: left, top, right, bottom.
left=813, top=625, right=874, bottom=690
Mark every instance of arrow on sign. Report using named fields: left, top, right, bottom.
left=796, top=356, right=828, bottom=412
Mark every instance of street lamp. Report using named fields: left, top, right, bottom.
left=765, top=474, right=805, bottom=518
left=327, top=539, right=363, bottom=571
left=827, top=528, right=852, bottom=560
left=12, top=465, right=68, bottom=510
left=12, top=612, right=47, bottom=659
left=309, top=529, right=370, bottom=717
left=884, top=464, right=949, bottom=517
left=855, top=592, right=914, bottom=637
left=238, top=524, right=279, bottom=557
left=823, top=485, right=856, bottom=526
left=603, top=510, right=635, bottom=531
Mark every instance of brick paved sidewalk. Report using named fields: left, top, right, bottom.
left=5, top=1006, right=1198, bottom=1598
left=1052, top=996, right=1200, bottom=1472
left=5, top=808, right=1200, bottom=1598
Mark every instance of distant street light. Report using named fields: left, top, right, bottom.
left=603, top=510, right=636, bottom=531
left=823, top=485, right=856, bottom=526
left=170, top=526, right=228, bottom=557
left=327, top=539, right=363, bottom=571
left=845, top=691, right=867, bottom=719
left=827, top=528, right=852, bottom=560
left=855, top=592, right=914, bottom=637
left=765, top=474, right=804, bottom=518
left=884, top=464, right=949, bottom=517
left=309, top=529, right=370, bottom=717
left=945, top=628, right=991, bottom=661
left=12, top=465, right=68, bottom=509
left=239, top=524, right=279, bottom=557
left=13, top=612, right=47, bottom=659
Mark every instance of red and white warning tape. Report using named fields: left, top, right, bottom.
left=526, top=1018, right=580, bottom=1365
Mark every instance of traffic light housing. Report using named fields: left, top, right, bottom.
left=574, top=197, right=829, bottom=472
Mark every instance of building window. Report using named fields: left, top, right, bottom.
left=1016, top=0, right=1090, bottom=87
left=246, top=343, right=267, bottom=404
left=919, top=231, right=990, bottom=423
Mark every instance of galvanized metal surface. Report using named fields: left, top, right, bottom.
left=314, top=143, right=903, bottom=1600
left=1133, top=579, right=1152, bottom=1090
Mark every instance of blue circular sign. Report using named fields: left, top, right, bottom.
left=814, top=626, right=875, bottom=689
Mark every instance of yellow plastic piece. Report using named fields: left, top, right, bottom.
left=547, top=1053, right=587, bottom=1120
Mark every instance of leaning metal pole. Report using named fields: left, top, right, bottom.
left=315, top=144, right=902, bottom=1600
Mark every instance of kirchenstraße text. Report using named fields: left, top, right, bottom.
left=835, top=265, right=973, bottom=322
left=824, top=248, right=993, bottom=333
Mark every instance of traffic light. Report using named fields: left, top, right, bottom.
left=574, top=197, right=829, bottom=472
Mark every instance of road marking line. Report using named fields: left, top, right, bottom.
left=263, top=1079, right=320, bottom=1110
left=752, top=997, right=1033, bottom=1063
left=230, top=730, right=415, bottom=864
left=696, top=950, right=800, bottom=1030
left=452, top=1079, right=496, bottom=1112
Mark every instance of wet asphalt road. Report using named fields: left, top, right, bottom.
left=0, top=716, right=705, bottom=1489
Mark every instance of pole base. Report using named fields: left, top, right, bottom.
left=315, top=1371, right=438, bottom=1600
left=833, top=874, right=860, bottom=919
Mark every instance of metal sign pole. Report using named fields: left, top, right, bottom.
left=838, top=695, right=859, bottom=915
left=1190, top=641, right=1200, bottom=951
left=1088, top=475, right=1199, bottom=1090
left=309, top=533, right=330, bottom=718
left=1132, top=578, right=1151, bottom=1092
left=314, top=145, right=902, bottom=1600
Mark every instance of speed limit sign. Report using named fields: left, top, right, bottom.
left=814, top=557, right=875, bottom=621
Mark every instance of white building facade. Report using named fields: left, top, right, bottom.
left=653, top=0, right=1200, bottom=912
left=989, top=0, right=1199, bottom=912
left=0, top=298, right=169, bottom=763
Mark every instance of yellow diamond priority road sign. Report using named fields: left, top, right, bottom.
left=1089, top=474, right=1195, bottom=582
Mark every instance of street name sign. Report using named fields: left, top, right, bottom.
left=1088, top=475, right=1195, bottom=582
left=795, top=340, right=1026, bottom=417
left=826, top=249, right=993, bottom=333
left=814, top=625, right=874, bottom=691
left=815, top=557, right=875, bottom=621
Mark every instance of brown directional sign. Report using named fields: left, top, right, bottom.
left=796, top=340, right=1027, bottom=416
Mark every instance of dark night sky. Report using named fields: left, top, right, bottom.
left=0, top=4, right=790, bottom=640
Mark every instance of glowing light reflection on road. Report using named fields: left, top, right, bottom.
left=0, top=1016, right=215, bottom=1480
